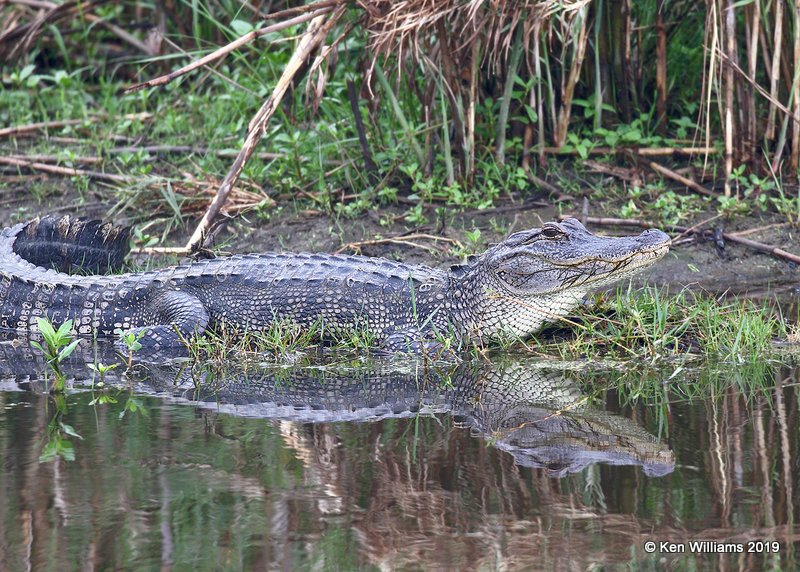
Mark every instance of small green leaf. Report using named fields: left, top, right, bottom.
left=230, top=19, right=255, bottom=36
left=59, top=422, right=83, bottom=440
left=56, top=319, right=73, bottom=339
left=36, top=317, right=56, bottom=340
left=58, top=339, right=81, bottom=361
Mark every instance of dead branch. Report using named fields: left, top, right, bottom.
left=584, top=159, right=640, bottom=182
left=125, top=8, right=333, bottom=93
left=7, top=153, right=104, bottom=165
left=186, top=7, right=347, bottom=251
left=335, top=233, right=461, bottom=255
left=0, top=113, right=151, bottom=139
left=103, top=145, right=286, bottom=161
left=527, top=172, right=562, bottom=195
left=727, top=222, right=791, bottom=237
left=541, top=146, right=717, bottom=156
left=0, top=119, right=84, bottom=139
left=647, top=161, right=717, bottom=197
left=259, top=0, right=343, bottom=21
left=724, top=233, right=800, bottom=264
left=0, top=156, right=130, bottom=182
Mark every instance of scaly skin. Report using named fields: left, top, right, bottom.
left=0, top=215, right=671, bottom=349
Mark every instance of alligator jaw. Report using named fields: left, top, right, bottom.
left=451, top=219, right=672, bottom=339
left=481, top=219, right=671, bottom=297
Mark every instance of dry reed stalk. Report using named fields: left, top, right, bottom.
left=555, top=4, right=589, bottom=147
left=768, top=0, right=784, bottom=141
left=792, top=1, right=800, bottom=173
left=533, top=22, right=545, bottom=168
left=698, top=0, right=718, bottom=179
left=592, top=0, right=604, bottom=130
left=655, top=2, right=667, bottom=132
left=467, top=38, right=479, bottom=183
left=745, top=0, right=759, bottom=168
left=723, top=0, right=735, bottom=198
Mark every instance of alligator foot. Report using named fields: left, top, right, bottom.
left=116, top=325, right=192, bottom=352
left=117, top=290, right=209, bottom=352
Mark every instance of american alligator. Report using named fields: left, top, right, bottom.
left=0, top=338, right=674, bottom=476
left=0, top=215, right=670, bottom=350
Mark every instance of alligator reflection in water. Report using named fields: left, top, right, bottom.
left=0, top=338, right=673, bottom=477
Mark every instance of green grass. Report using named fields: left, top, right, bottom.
left=4, top=49, right=799, bottom=231
left=180, top=317, right=381, bottom=366
left=526, top=285, right=793, bottom=363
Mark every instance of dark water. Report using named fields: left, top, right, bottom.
left=0, top=341, right=798, bottom=571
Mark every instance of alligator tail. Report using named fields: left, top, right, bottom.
left=12, top=215, right=131, bottom=274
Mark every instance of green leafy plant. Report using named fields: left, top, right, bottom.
left=40, top=396, right=83, bottom=463
left=87, top=362, right=119, bottom=406
left=120, top=395, right=147, bottom=419
left=30, top=317, right=80, bottom=393
left=116, top=328, right=145, bottom=367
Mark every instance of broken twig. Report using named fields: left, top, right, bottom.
left=336, top=233, right=461, bottom=255
left=0, top=156, right=130, bottom=182
left=125, top=8, right=332, bottom=93
left=647, top=161, right=717, bottom=197
left=186, top=7, right=346, bottom=250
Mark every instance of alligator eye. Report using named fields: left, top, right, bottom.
left=541, top=224, right=565, bottom=239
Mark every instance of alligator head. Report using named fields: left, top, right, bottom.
left=452, top=218, right=671, bottom=338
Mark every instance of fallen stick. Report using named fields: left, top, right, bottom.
left=671, top=213, right=723, bottom=240
left=0, top=156, right=130, bottom=182
left=0, top=113, right=151, bottom=140
left=125, top=8, right=332, bottom=93
left=8, top=153, right=104, bottom=165
left=13, top=0, right=154, bottom=55
left=557, top=215, right=652, bottom=228
left=336, top=234, right=462, bottom=255
left=133, top=246, right=192, bottom=256
left=647, top=161, right=717, bottom=197
left=0, top=119, right=84, bottom=139
left=103, top=145, right=287, bottom=161
left=584, top=159, right=640, bottom=181
left=541, top=146, right=717, bottom=156
left=186, top=8, right=346, bottom=251
left=722, top=234, right=800, bottom=264
left=558, top=215, right=800, bottom=265
left=726, top=222, right=791, bottom=237
left=527, top=172, right=562, bottom=196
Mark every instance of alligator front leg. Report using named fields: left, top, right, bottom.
left=122, top=289, right=209, bottom=350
